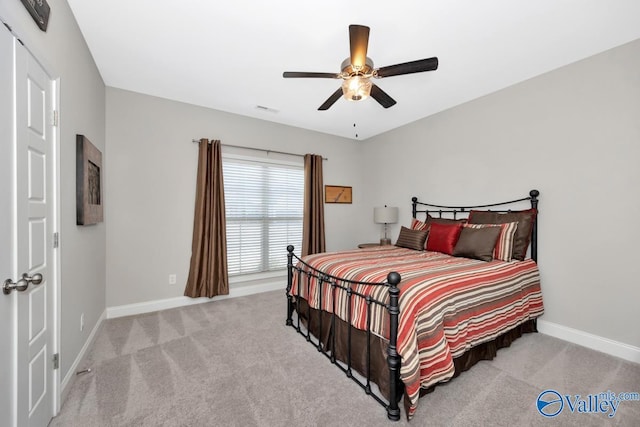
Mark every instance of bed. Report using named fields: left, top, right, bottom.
left=285, top=190, right=543, bottom=421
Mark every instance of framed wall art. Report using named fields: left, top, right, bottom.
left=20, top=0, right=51, bottom=31
left=325, top=185, right=352, bottom=204
left=76, top=134, right=103, bottom=225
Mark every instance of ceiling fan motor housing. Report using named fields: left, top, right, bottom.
left=340, top=57, right=374, bottom=77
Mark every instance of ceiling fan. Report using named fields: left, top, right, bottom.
left=283, top=25, right=438, bottom=110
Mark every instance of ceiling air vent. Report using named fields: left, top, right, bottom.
left=255, top=105, right=279, bottom=114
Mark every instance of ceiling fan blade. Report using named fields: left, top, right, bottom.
left=283, top=72, right=340, bottom=78
left=376, top=57, right=439, bottom=78
left=318, top=88, right=343, bottom=111
left=370, top=84, right=397, bottom=109
left=349, top=25, right=370, bottom=69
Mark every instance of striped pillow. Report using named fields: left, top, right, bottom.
left=464, top=222, right=518, bottom=261
left=395, top=226, right=429, bottom=251
left=411, top=218, right=429, bottom=231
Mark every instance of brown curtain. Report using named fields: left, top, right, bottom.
left=302, top=154, right=326, bottom=256
left=184, top=139, right=229, bottom=298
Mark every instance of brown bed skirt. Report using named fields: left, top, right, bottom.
left=294, top=298, right=538, bottom=414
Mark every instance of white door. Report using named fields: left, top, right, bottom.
left=1, top=24, right=57, bottom=427
left=0, top=21, right=17, bottom=427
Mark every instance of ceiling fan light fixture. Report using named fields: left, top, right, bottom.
left=342, top=76, right=372, bottom=101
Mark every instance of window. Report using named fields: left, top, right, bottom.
left=223, top=155, right=303, bottom=276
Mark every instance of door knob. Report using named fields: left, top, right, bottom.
left=3, top=278, right=29, bottom=295
left=2, top=273, right=43, bottom=295
left=22, top=272, right=43, bottom=285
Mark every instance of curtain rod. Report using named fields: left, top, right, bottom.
left=192, top=139, right=327, bottom=161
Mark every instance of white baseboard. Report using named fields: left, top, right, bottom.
left=59, top=309, right=106, bottom=402
left=106, top=280, right=284, bottom=319
left=537, top=320, right=640, bottom=364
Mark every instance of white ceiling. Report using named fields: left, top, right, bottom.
left=67, top=0, right=640, bottom=141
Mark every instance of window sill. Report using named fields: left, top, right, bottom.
left=229, top=270, right=286, bottom=287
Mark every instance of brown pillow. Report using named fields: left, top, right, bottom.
left=426, top=213, right=467, bottom=225
left=468, top=209, right=537, bottom=261
left=395, top=226, right=429, bottom=251
left=411, top=215, right=466, bottom=231
left=453, top=226, right=501, bottom=262
left=464, top=222, right=518, bottom=262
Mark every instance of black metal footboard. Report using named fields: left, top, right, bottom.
left=286, top=245, right=402, bottom=421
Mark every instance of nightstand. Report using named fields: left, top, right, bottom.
left=358, top=243, right=387, bottom=249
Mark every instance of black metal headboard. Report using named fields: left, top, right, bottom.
left=411, top=189, right=539, bottom=262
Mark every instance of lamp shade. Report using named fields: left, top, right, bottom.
left=373, top=206, right=398, bottom=224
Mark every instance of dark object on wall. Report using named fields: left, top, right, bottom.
left=20, top=0, right=50, bottom=32
left=76, top=135, right=103, bottom=225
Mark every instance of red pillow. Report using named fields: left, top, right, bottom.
left=426, top=223, right=463, bottom=255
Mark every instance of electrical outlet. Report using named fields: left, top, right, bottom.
left=169, top=274, right=177, bottom=285
left=80, top=313, right=84, bottom=332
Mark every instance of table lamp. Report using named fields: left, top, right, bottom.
left=373, top=205, right=398, bottom=245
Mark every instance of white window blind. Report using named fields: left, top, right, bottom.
left=223, top=156, right=304, bottom=276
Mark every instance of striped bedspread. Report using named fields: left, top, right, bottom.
left=289, top=246, right=544, bottom=419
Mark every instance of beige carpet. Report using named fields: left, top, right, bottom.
left=50, top=290, right=640, bottom=426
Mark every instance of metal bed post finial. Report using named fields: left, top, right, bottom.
left=411, top=197, right=418, bottom=219
left=286, top=245, right=295, bottom=326
left=529, top=189, right=539, bottom=206
left=529, top=190, right=539, bottom=262
left=386, top=271, right=402, bottom=421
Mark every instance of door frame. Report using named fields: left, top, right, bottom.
left=0, top=14, right=62, bottom=423
left=51, top=76, right=62, bottom=416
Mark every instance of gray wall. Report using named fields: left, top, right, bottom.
left=0, top=1, right=106, bottom=382
left=361, top=39, right=640, bottom=348
left=105, top=88, right=364, bottom=307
